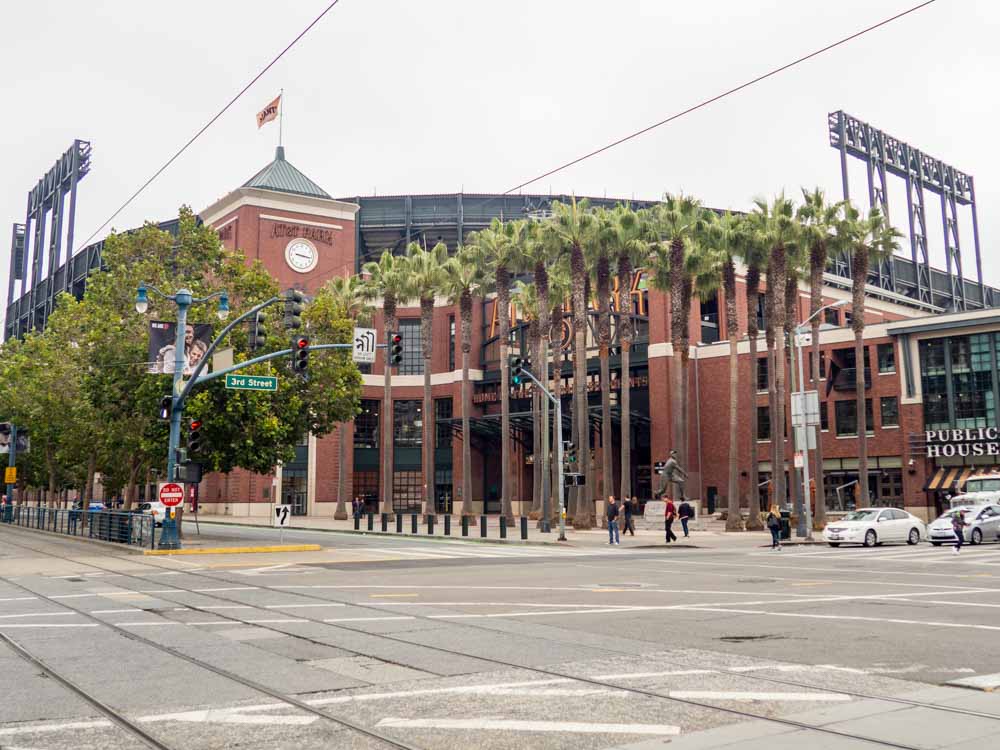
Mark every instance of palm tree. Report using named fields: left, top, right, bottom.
left=320, top=274, right=374, bottom=520
left=796, top=189, right=843, bottom=528
left=741, top=229, right=769, bottom=520
left=362, top=249, right=412, bottom=518
left=649, top=196, right=708, bottom=480
left=470, top=218, right=521, bottom=523
left=406, top=240, right=450, bottom=517
left=442, top=245, right=489, bottom=521
left=704, top=212, right=747, bottom=530
left=840, top=203, right=903, bottom=506
left=592, top=208, right=618, bottom=504
left=597, top=205, right=652, bottom=503
left=750, top=195, right=799, bottom=514
left=512, top=281, right=543, bottom=516
left=518, top=222, right=561, bottom=523
left=544, top=198, right=597, bottom=528
left=547, top=265, right=572, bottom=525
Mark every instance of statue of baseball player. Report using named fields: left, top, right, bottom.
left=655, top=449, right=688, bottom=502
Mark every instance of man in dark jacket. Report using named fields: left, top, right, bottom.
left=622, top=496, right=635, bottom=536
left=606, top=496, right=620, bottom=545
left=678, top=499, right=694, bottom=537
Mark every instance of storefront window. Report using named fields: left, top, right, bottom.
left=757, top=406, right=770, bottom=441
left=880, top=396, right=899, bottom=427
left=352, top=471, right=378, bottom=512
left=877, top=343, right=895, bottom=373
left=835, top=399, right=873, bottom=436
left=394, top=400, right=422, bottom=446
left=354, top=400, right=379, bottom=448
left=392, top=470, right=422, bottom=512
left=435, top=468, right=453, bottom=513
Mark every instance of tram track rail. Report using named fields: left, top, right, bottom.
left=4, top=530, right=997, bottom=749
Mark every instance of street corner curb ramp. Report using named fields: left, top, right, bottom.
left=143, top=543, right=322, bottom=556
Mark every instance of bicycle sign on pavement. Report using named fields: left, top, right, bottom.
left=158, top=482, right=185, bottom=507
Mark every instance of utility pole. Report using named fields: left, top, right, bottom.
left=517, top=364, right=566, bottom=540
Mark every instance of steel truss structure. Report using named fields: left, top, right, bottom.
left=5, top=140, right=92, bottom=340
left=829, top=110, right=990, bottom=310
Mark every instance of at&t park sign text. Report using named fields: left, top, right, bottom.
left=924, top=428, right=1000, bottom=458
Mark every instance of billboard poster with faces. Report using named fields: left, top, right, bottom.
left=148, top=321, right=213, bottom=376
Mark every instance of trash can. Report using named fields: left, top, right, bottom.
left=779, top=509, right=792, bottom=540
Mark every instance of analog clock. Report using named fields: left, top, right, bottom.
left=285, top=239, right=318, bottom=273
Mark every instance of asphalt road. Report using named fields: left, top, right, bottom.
left=2, top=523, right=1000, bottom=750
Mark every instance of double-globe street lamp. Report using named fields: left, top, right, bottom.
left=136, top=284, right=229, bottom=549
left=790, top=298, right=848, bottom=539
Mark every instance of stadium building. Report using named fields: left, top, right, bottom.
left=5, top=112, right=997, bottom=521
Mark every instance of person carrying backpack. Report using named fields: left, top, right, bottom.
left=766, top=506, right=781, bottom=550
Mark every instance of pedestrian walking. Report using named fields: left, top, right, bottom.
left=622, top=496, right=635, bottom=536
left=952, top=509, right=969, bottom=555
left=665, top=497, right=678, bottom=544
left=766, top=506, right=781, bottom=550
left=678, top=499, right=694, bottom=537
left=606, top=496, right=620, bottom=545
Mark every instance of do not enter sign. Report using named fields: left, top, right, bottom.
left=158, top=482, right=185, bottom=507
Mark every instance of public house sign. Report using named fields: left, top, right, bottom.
left=925, top=428, right=1000, bottom=458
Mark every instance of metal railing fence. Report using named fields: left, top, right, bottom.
left=1, top=506, right=156, bottom=549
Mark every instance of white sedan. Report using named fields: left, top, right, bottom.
left=823, top=508, right=927, bottom=547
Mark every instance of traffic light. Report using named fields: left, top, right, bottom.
left=389, top=332, right=403, bottom=366
left=249, top=311, right=267, bottom=351
left=293, top=336, right=310, bottom=374
left=188, top=419, right=204, bottom=454
left=563, top=440, right=577, bottom=465
left=511, top=356, right=524, bottom=384
left=158, top=395, right=172, bottom=421
left=283, top=289, right=304, bottom=330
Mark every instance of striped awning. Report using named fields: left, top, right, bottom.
left=925, top=466, right=1000, bottom=492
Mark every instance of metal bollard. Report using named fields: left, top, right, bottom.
left=354, top=514, right=360, bottom=530
left=444, top=515, right=451, bottom=536
left=462, top=516, right=469, bottom=537
left=520, top=516, right=528, bottom=540
left=480, top=515, right=487, bottom=538
left=368, top=512, right=374, bottom=531
left=411, top=513, right=418, bottom=534
left=381, top=512, right=388, bottom=532
left=500, top=516, right=507, bottom=539
left=427, top=515, right=435, bottom=534
left=396, top=513, right=403, bottom=533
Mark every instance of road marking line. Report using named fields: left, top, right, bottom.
left=676, top=606, right=1000, bottom=632
left=263, top=603, right=345, bottom=609
left=191, top=587, right=260, bottom=593
left=374, top=718, right=680, bottom=735
left=0, top=719, right=111, bottom=736
left=370, top=593, right=419, bottom=598
left=89, top=609, right=148, bottom=615
left=0, top=597, right=36, bottom=602
left=429, top=607, right=641, bottom=619
left=197, top=605, right=254, bottom=610
left=668, top=691, right=851, bottom=702
left=323, top=616, right=415, bottom=623
left=0, top=623, right=99, bottom=629
left=603, top=669, right=716, bottom=679
left=0, top=612, right=76, bottom=619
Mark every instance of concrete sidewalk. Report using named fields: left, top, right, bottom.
left=183, top=511, right=807, bottom=550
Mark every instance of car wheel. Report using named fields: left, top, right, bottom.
left=907, top=528, right=920, bottom=545
left=828, top=543, right=841, bottom=547
left=864, top=529, right=877, bottom=547
left=931, top=541, right=942, bottom=547
left=972, top=528, right=983, bottom=545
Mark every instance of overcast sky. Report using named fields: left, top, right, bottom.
left=2, top=0, right=997, bottom=320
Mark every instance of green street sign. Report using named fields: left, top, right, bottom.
left=225, top=374, right=278, bottom=392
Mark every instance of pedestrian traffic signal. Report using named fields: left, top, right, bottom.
left=389, top=332, right=403, bottom=366
left=188, top=419, right=204, bottom=454
left=158, top=395, right=172, bottom=421
left=293, top=336, right=310, bottom=374
left=511, top=356, right=527, bottom=384
left=654, top=461, right=666, bottom=476
left=283, top=289, right=304, bottom=330
left=249, top=311, right=267, bottom=351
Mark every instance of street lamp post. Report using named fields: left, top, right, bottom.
left=791, top=299, right=847, bottom=540
left=136, top=284, right=229, bottom=550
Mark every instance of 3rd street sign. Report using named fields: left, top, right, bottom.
left=225, top=374, right=278, bottom=392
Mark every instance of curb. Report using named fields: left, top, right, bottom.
left=945, top=673, right=1000, bottom=692
left=142, top=544, right=322, bottom=556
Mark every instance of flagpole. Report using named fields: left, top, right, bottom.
left=279, top=88, right=284, bottom=147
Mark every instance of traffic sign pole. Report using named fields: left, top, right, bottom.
left=3, top=424, right=15, bottom=521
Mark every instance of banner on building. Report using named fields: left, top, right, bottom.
left=256, top=95, right=281, bottom=128
left=147, top=321, right=213, bottom=376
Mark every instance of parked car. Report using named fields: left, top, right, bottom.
left=137, top=501, right=168, bottom=527
left=822, top=507, right=926, bottom=547
left=929, top=504, right=1000, bottom=546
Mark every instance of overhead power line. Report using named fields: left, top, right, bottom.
left=75, top=0, right=344, bottom=253
left=501, top=0, right=938, bottom=196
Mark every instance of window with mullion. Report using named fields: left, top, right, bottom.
left=397, top=318, right=423, bottom=375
